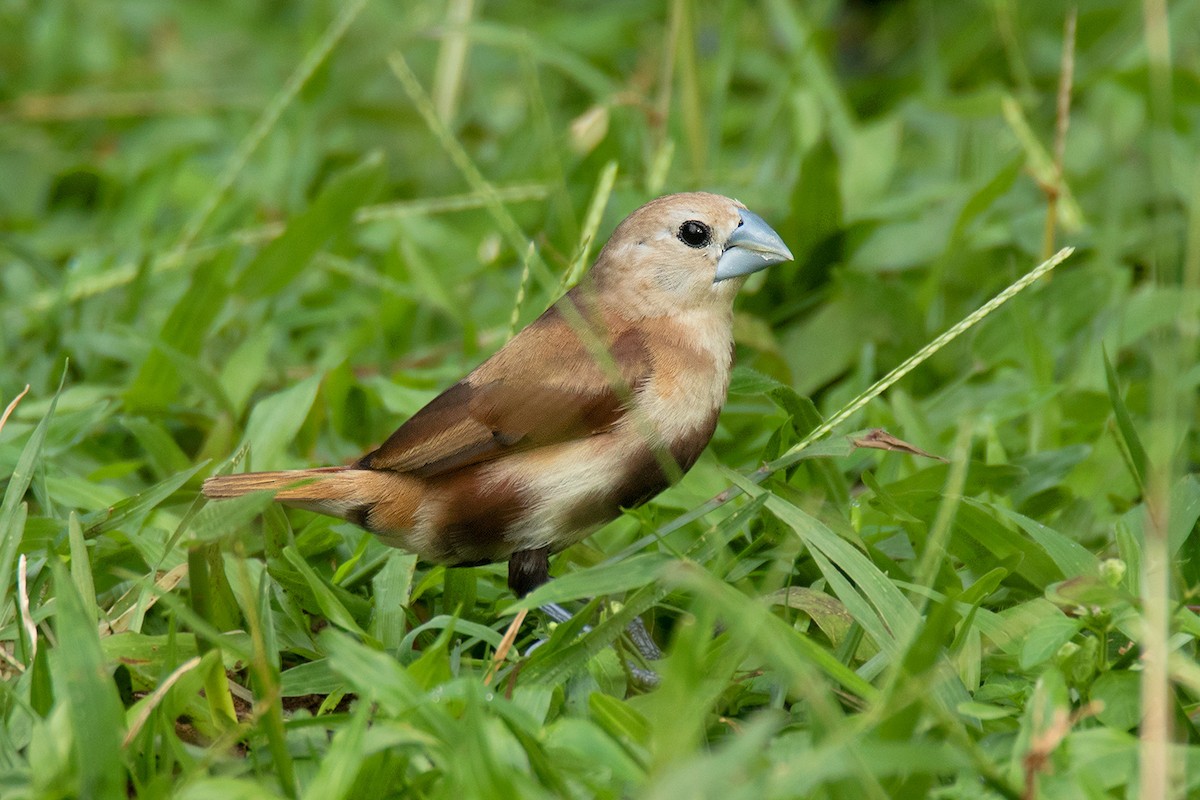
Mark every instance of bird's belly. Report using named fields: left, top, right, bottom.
left=497, top=434, right=660, bottom=554
left=397, top=413, right=715, bottom=566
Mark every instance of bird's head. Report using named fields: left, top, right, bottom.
left=588, top=192, right=793, bottom=317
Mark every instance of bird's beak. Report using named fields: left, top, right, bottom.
left=714, top=208, right=794, bottom=282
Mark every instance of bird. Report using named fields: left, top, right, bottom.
left=203, top=192, right=793, bottom=601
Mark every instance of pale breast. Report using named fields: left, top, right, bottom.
left=397, top=309, right=734, bottom=564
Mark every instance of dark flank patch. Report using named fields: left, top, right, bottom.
left=667, top=406, right=722, bottom=476
left=426, top=466, right=532, bottom=565
left=347, top=503, right=375, bottom=530
left=564, top=406, right=722, bottom=535
left=507, top=547, right=551, bottom=597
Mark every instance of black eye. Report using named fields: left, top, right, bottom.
left=677, top=220, right=711, bottom=248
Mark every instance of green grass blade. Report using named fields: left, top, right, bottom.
left=299, top=701, right=369, bottom=800
left=238, top=374, right=323, bottom=470
left=52, top=560, right=126, bottom=800
left=1103, top=346, right=1147, bottom=489
left=236, top=153, right=387, bottom=298
left=283, top=546, right=372, bottom=641
left=67, top=512, right=97, bottom=625
left=664, top=562, right=877, bottom=702
left=0, top=367, right=66, bottom=617
left=83, top=461, right=208, bottom=536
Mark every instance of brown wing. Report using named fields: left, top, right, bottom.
left=357, top=304, right=651, bottom=477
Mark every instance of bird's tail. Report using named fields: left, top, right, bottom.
left=202, top=466, right=391, bottom=523
left=201, top=466, right=346, bottom=499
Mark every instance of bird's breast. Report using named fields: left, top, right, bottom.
left=399, top=311, right=734, bottom=565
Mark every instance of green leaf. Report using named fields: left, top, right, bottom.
left=300, top=701, right=370, bottom=800
left=125, top=249, right=234, bottom=411
left=396, top=614, right=503, bottom=662
left=1089, top=671, right=1140, bottom=731
left=588, top=692, right=650, bottom=746
left=52, top=560, right=126, bottom=800
left=236, top=152, right=387, bottom=297
left=948, top=155, right=1023, bottom=244
left=950, top=501, right=1063, bottom=589
left=239, top=373, right=323, bottom=470
left=29, top=637, right=54, bottom=716
left=1018, top=614, right=1081, bottom=670
left=984, top=503, right=1100, bottom=578
left=543, top=718, right=645, bottom=785
left=663, top=562, right=877, bottom=702
left=322, top=630, right=426, bottom=718
left=282, top=546, right=371, bottom=640
left=956, top=701, right=1017, bottom=720
left=787, top=137, right=842, bottom=265
left=371, top=550, right=417, bottom=650
left=121, top=416, right=193, bottom=478
left=767, top=586, right=857, bottom=651
left=1168, top=474, right=1200, bottom=557
left=1103, top=347, right=1147, bottom=489
left=280, top=659, right=342, bottom=696
left=83, top=461, right=208, bottom=536
left=185, top=490, right=276, bottom=543
left=67, top=512, right=97, bottom=625
left=509, top=552, right=673, bottom=612
left=0, top=366, right=66, bottom=614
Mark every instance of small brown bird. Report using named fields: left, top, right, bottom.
left=203, top=192, right=792, bottom=598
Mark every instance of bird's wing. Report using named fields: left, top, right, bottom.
left=357, top=305, right=651, bottom=477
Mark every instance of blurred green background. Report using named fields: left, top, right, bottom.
left=1, top=1, right=1198, bottom=798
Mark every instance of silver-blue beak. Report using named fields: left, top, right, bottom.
left=714, top=208, right=794, bottom=282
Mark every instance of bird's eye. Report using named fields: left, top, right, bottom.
left=677, top=220, right=711, bottom=248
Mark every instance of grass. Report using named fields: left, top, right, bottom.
left=1, top=0, right=1199, bottom=797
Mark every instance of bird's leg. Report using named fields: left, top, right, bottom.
left=541, top=601, right=661, bottom=661
left=504, top=548, right=662, bottom=680
left=624, top=615, right=663, bottom=661
left=507, top=546, right=551, bottom=598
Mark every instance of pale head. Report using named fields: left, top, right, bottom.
left=588, top=192, right=793, bottom=318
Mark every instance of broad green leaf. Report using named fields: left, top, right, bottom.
left=767, top=586, right=857, bottom=651
left=371, top=550, right=417, bottom=650
left=1018, top=614, right=1081, bottom=670
left=239, top=373, right=323, bottom=470
left=1094, top=671, right=1137, bottom=734
left=83, top=461, right=208, bottom=536
left=52, top=561, right=125, bottom=800
left=125, top=249, right=234, bottom=411
left=282, top=546, right=372, bottom=640
left=185, top=490, right=276, bottom=543
left=280, top=659, right=342, bottom=696
left=588, top=692, right=650, bottom=746
left=985, top=503, right=1100, bottom=578
left=544, top=717, right=645, bottom=785
left=509, top=552, right=673, bottom=612
left=236, top=152, right=387, bottom=297
left=218, top=329, right=276, bottom=416
left=299, top=702, right=370, bottom=800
